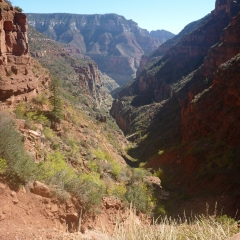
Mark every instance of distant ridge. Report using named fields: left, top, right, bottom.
left=27, top=13, right=175, bottom=85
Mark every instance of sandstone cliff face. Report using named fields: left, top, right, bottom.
left=27, top=13, right=174, bottom=86
left=0, top=1, right=49, bottom=106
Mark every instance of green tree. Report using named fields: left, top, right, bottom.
left=49, top=75, right=62, bottom=123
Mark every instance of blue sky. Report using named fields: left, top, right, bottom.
left=11, top=0, right=215, bottom=34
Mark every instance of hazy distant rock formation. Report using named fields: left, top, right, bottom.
left=27, top=13, right=174, bottom=85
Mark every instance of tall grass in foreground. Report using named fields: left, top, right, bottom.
left=108, top=208, right=238, bottom=240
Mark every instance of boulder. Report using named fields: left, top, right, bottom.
left=51, top=204, right=59, bottom=213
left=144, top=176, right=162, bottom=187
left=10, top=191, right=17, bottom=198
left=28, top=129, right=40, bottom=138
left=12, top=199, right=19, bottom=204
left=31, top=181, right=52, bottom=198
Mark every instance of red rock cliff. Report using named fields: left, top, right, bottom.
left=181, top=12, right=240, bottom=145
left=0, top=1, right=49, bottom=106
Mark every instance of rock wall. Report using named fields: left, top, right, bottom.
left=182, top=54, right=240, bottom=146
left=181, top=12, right=240, bottom=145
left=0, top=1, right=49, bottom=106
left=74, top=62, right=103, bottom=107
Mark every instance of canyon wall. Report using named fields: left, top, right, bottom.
left=111, top=0, right=240, bottom=136
left=27, top=13, right=174, bottom=86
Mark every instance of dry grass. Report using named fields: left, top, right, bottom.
left=110, top=215, right=238, bottom=240
left=104, top=205, right=238, bottom=240
left=28, top=208, right=238, bottom=240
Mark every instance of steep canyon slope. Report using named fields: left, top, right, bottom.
left=27, top=13, right=174, bottom=86
left=111, top=0, right=240, bottom=214
left=0, top=1, right=151, bottom=238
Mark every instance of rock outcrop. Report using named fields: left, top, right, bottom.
left=27, top=13, right=174, bottom=85
left=0, top=1, right=49, bottom=106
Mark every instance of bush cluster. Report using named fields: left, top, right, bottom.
left=0, top=113, right=37, bottom=186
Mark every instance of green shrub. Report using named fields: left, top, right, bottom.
left=111, top=161, right=121, bottom=178
left=14, top=6, right=23, bottom=12
left=26, top=111, right=49, bottom=125
left=43, top=127, right=55, bottom=141
left=0, top=158, right=8, bottom=174
left=32, top=94, right=49, bottom=106
left=125, top=183, right=154, bottom=213
left=65, top=173, right=106, bottom=210
left=0, top=113, right=37, bottom=186
left=93, top=148, right=122, bottom=178
left=153, top=168, right=164, bottom=179
left=130, top=168, right=149, bottom=183
left=15, top=101, right=26, bottom=118
left=37, top=151, right=105, bottom=210
left=107, top=183, right=127, bottom=200
left=87, top=160, right=99, bottom=172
